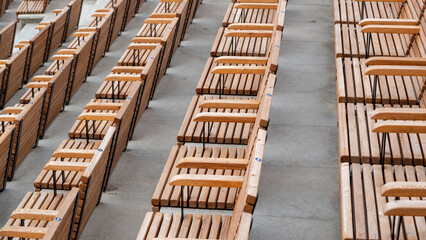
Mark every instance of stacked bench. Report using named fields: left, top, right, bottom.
left=334, top=0, right=426, bottom=238
left=0, top=0, right=142, bottom=191
left=135, top=0, right=287, bottom=239
left=0, top=0, right=205, bottom=239
left=16, top=0, right=49, bottom=17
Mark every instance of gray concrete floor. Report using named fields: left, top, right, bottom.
left=0, top=0, right=339, bottom=239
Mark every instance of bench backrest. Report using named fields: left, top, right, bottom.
left=48, top=9, right=69, bottom=56
left=0, top=21, right=16, bottom=59
left=9, top=88, right=46, bottom=178
left=0, top=125, right=14, bottom=191
left=1, top=44, right=31, bottom=107
left=105, top=0, right=127, bottom=45
left=27, top=26, right=50, bottom=77
left=66, top=0, right=83, bottom=38
left=227, top=128, right=266, bottom=239
left=88, top=9, right=114, bottom=68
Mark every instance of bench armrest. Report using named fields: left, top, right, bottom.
left=2, top=107, right=24, bottom=114
left=84, top=102, right=122, bottom=111
left=77, top=112, right=116, bottom=121
left=26, top=82, right=50, bottom=88
left=214, top=56, right=268, bottom=64
left=364, top=65, right=426, bottom=76
left=51, top=149, right=96, bottom=158
left=193, top=112, right=257, bottom=123
left=176, top=157, right=248, bottom=170
left=228, top=23, right=275, bottom=30
left=199, top=99, right=260, bottom=109
left=111, top=66, right=145, bottom=74
left=128, top=43, right=159, bottom=50
left=384, top=200, right=426, bottom=216
left=365, top=57, right=426, bottom=66
left=224, top=30, right=273, bottom=38
left=372, top=121, right=426, bottom=134
left=359, top=19, right=418, bottom=27
left=144, top=18, right=174, bottom=24
left=44, top=161, right=90, bottom=171
left=211, top=66, right=266, bottom=74
left=381, top=182, right=426, bottom=197
left=371, top=108, right=426, bottom=120
left=0, top=226, right=46, bottom=239
left=235, top=3, right=278, bottom=9
left=169, top=174, right=244, bottom=188
left=104, top=74, right=141, bottom=82
left=10, top=209, right=58, bottom=221
left=361, top=25, right=420, bottom=34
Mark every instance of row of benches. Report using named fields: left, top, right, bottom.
left=0, top=0, right=82, bottom=111
left=0, top=0, right=204, bottom=239
left=334, top=0, right=426, bottom=238
left=135, top=0, right=287, bottom=239
left=0, top=0, right=140, bottom=192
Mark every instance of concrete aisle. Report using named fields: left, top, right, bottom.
left=0, top=0, right=339, bottom=239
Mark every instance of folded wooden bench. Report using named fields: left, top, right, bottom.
left=104, top=0, right=127, bottom=48
left=20, top=55, right=74, bottom=137
left=340, top=162, right=426, bottom=239
left=138, top=129, right=266, bottom=239
left=0, top=125, right=14, bottom=191
left=210, top=24, right=280, bottom=57
left=195, top=55, right=278, bottom=96
left=222, top=0, right=286, bottom=31
left=16, top=0, right=49, bottom=16
left=0, top=188, right=80, bottom=240
left=151, top=0, right=190, bottom=53
left=34, top=127, right=115, bottom=239
left=336, top=56, right=425, bottom=105
left=68, top=84, right=140, bottom=171
left=84, top=9, right=115, bottom=72
left=134, top=17, right=180, bottom=79
left=338, top=102, right=425, bottom=165
left=96, top=65, right=157, bottom=119
left=177, top=73, right=274, bottom=145
left=0, top=43, right=31, bottom=109
left=65, top=0, right=83, bottom=39
left=1, top=89, right=46, bottom=180
left=0, top=21, right=17, bottom=59
left=23, top=25, right=50, bottom=79
left=42, top=8, right=69, bottom=57
left=55, top=31, right=96, bottom=103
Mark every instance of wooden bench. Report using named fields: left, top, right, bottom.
left=0, top=126, right=14, bottom=191
left=134, top=17, right=180, bottom=80
left=1, top=89, right=46, bottom=180
left=122, top=0, right=139, bottom=29
left=16, top=0, right=49, bottom=17
left=65, top=0, right=83, bottom=39
left=335, top=57, right=425, bottom=105
left=20, top=55, right=74, bottom=137
left=222, top=0, right=287, bottom=31
left=0, top=188, right=80, bottom=240
left=34, top=127, right=115, bottom=239
left=68, top=84, right=140, bottom=171
left=335, top=0, right=424, bottom=58
left=151, top=0, right=190, bottom=53
left=177, top=73, right=274, bottom=145
left=96, top=65, right=157, bottom=120
left=340, top=162, right=426, bottom=239
left=138, top=129, right=266, bottom=239
left=195, top=54, right=279, bottom=96
left=333, top=0, right=405, bottom=24
left=152, top=126, right=267, bottom=212
left=84, top=9, right=115, bottom=72
left=337, top=102, right=425, bottom=165
left=0, top=43, right=30, bottom=109
left=55, top=31, right=96, bottom=103
left=0, top=21, right=17, bottom=59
